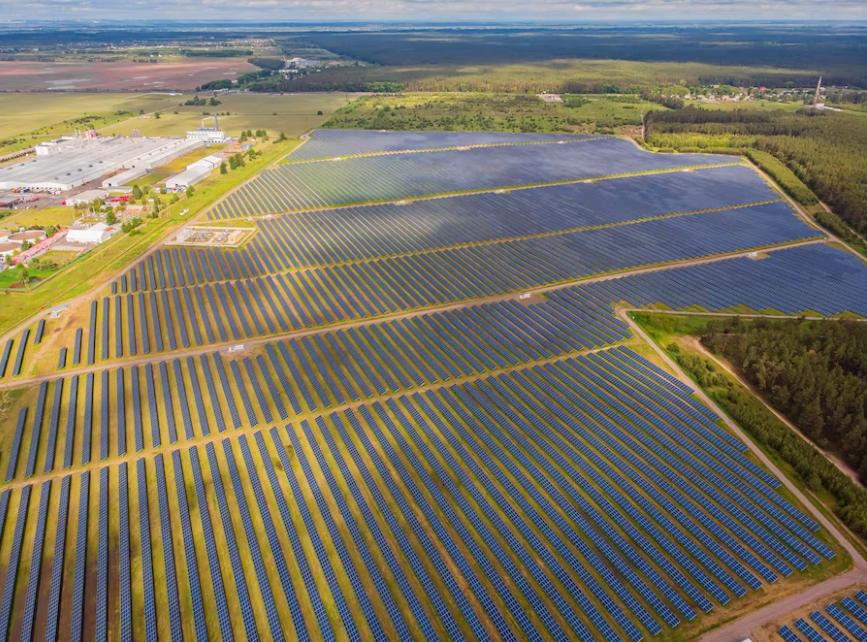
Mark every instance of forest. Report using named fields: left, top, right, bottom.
left=645, top=107, right=867, bottom=236
left=701, top=318, right=867, bottom=479
left=323, top=93, right=657, bottom=134
left=300, top=27, right=867, bottom=87
left=640, top=313, right=867, bottom=542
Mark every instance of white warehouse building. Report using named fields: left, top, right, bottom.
left=165, top=155, right=223, bottom=192
left=0, top=136, right=203, bottom=192
left=66, top=223, right=116, bottom=245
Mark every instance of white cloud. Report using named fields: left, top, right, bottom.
left=2, top=0, right=865, bottom=19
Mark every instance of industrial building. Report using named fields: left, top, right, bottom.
left=66, top=223, right=116, bottom=245
left=63, top=189, right=109, bottom=207
left=102, top=167, right=148, bottom=189
left=0, top=136, right=203, bottom=192
left=186, top=128, right=227, bottom=143
left=166, top=154, right=222, bottom=192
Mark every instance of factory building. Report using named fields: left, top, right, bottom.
left=186, top=128, right=228, bottom=143
left=0, top=136, right=203, bottom=192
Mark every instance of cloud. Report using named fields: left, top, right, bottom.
left=2, top=0, right=865, bottom=19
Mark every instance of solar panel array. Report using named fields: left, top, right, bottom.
left=776, top=592, right=867, bottom=641
left=209, top=136, right=735, bottom=218
left=1, top=128, right=862, bottom=641
left=286, top=128, right=598, bottom=162
left=579, top=243, right=867, bottom=318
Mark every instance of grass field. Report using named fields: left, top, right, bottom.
left=100, top=94, right=349, bottom=139
left=684, top=100, right=807, bottom=112
left=0, top=93, right=183, bottom=156
left=0, top=206, right=76, bottom=230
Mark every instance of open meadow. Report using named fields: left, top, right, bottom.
left=0, top=128, right=864, bottom=641
left=99, top=93, right=350, bottom=139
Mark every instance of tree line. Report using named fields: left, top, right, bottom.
left=645, top=107, right=867, bottom=236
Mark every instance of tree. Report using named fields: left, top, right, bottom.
left=317, top=110, right=323, bottom=116
left=186, top=186, right=195, bottom=197
left=16, top=264, right=29, bottom=287
left=4, top=255, right=12, bottom=267
left=220, top=161, right=228, bottom=174
left=277, top=132, right=287, bottom=142
left=106, top=211, right=118, bottom=225
left=132, top=184, right=143, bottom=199
left=44, top=225, right=56, bottom=238
left=154, top=112, right=161, bottom=119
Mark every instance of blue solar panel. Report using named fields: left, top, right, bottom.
left=170, top=450, right=209, bottom=640
left=0, top=484, right=32, bottom=639
left=44, top=475, right=71, bottom=642
left=19, top=480, right=51, bottom=642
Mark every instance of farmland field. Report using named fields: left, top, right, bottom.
left=0, top=128, right=864, bottom=642
left=0, top=93, right=182, bottom=142
left=0, top=59, right=257, bottom=91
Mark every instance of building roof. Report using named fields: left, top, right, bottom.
left=67, top=189, right=108, bottom=203
left=0, top=136, right=202, bottom=192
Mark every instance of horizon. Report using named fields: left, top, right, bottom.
left=0, top=1, right=864, bottom=24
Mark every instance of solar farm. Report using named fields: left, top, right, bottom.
left=774, top=591, right=867, bottom=642
left=0, top=128, right=866, bottom=642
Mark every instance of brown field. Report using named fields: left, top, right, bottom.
left=0, top=59, right=257, bottom=91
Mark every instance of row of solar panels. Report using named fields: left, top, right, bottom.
left=578, top=243, right=867, bottom=318
left=71, top=269, right=630, bottom=372
left=252, top=166, right=778, bottom=268
left=5, top=300, right=630, bottom=480
left=0, top=322, right=42, bottom=379
left=0, top=349, right=838, bottom=640
left=285, top=129, right=599, bottom=163
left=778, top=592, right=867, bottom=641
left=132, top=202, right=817, bottom=308
left=208, top=137, right=729, bottom=218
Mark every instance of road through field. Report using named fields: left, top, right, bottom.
left=621, top=310, right=867, bottom=642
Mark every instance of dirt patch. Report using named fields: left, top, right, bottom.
left=0, top=60, right=257, bottom=91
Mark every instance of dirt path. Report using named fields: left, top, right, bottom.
left=619, top=310, right=867, bottom=642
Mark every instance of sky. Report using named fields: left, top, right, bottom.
left=2, top=0, right=866, bottom=22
